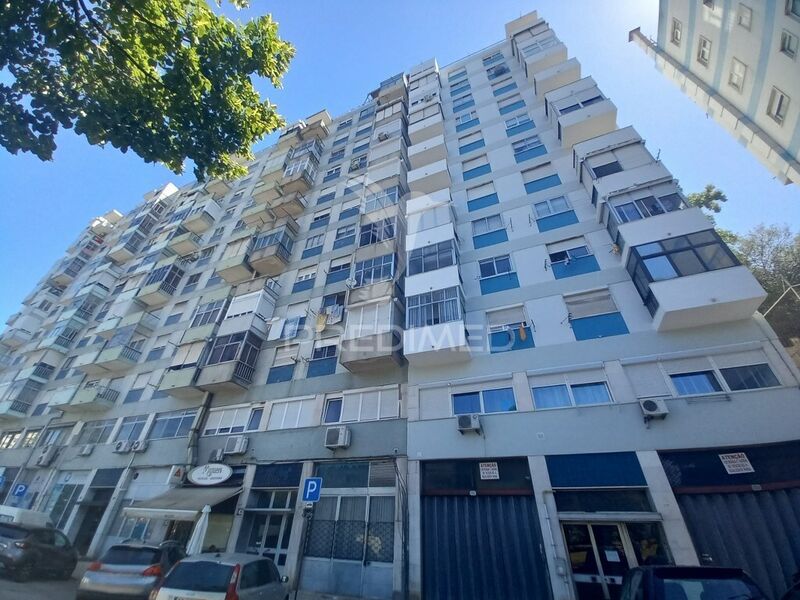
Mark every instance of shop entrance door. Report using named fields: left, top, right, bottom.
left=563, top=523, right=637, bottom=600
left=245, top=513, right=294, bottom=571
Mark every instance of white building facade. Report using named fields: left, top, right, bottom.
left=0, top=11, right=799, bottom=600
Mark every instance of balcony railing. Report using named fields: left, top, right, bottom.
left=233, top=361, right=256, bottom=384
left=120, top=345, right=143, bottom=362
left=82, top=382, right=121, bottom=403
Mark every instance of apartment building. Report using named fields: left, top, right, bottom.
left=631, top=0, right=800, bottom=185
left=0, top=10, right=799, bottom=600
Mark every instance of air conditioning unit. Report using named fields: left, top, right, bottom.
left=324, top=426, right=351, bottom=450
left=209, top=448, right=225, bottom=463
left=79, top=444, right=95, bottom=457
left=114, top=440, right=133, bottom=454
left=35, top=445, right=58, bottom=467
left=377, top=132, right=390, bottom=142
left=224, top=435, right=249, bottom=455
left=457, top=413, right=481, bottom=434
left=131, top=440, right=149, bottom=453
left=639, top=398, right=669, bottom=421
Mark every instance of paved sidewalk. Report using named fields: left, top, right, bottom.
left=0, top=560, right=91, bottom=600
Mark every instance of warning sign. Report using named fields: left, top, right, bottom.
left=479, top=462, right=499, bottom=480
left=719, top=452, right=755, bottom=475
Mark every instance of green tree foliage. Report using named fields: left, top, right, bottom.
left=0, top=0, right=294, bottom=180
left=686, top=184, right=728, bottom=214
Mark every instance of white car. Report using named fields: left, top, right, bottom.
left=151, top=552, right=288, bottom=600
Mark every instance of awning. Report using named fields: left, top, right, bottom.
left=123, top=487, right=241, bottom=522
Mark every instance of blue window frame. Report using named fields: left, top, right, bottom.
left=450, top=82, right=471, bottom=97
left=532, top=382, right=613, bottom=409
left=317, top=192, right=335, bottom=205
left=329, top=149, right=344, bottom=164
left=670, top=371, right=722, bottom=396
left=505, top=114, right=534, bottom=137
left=323, top=167, right=340, bottom=182
left=292, top=277, right=315, bottom=294
left=571, top=312, right=628, bottom=340
left=482, top=52, right=504, bottom=66
left=550, top=246, right=600, bottom=279
left=453, top=387, right=516, bottom=415
left=525, top=173, right=561, bottom=195
left=453, top=96, right=476, bottom=113
left=486, top=63, right=510, bottom=80
left=307, top=356, right=337, bottom=378
left=310, top=214, right=330, bottom=230
left=353, top=142, right=370, bottom=154
left=281, top=316, right=306, bottom=339
left=266, top=363, right=295, bottom=384
left=472, top=214, right=507, bottom=249
left=478, top=255, right=519, bottom=295
left=467, top=191, right=499, bottom=212
left=333, top=224, right=356, bottom=250
left=455, top=111, right=479, bottom=132
left=493, top=81, right=518, bottom=96
left=333, top=136, right=348, bottom=147
left=301, top=245, right=323, bottom=260
left=326, top=262, right=350, bottom=285
left=339, top=206, right=359, bottom=221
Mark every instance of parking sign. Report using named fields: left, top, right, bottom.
left=302, top=477, right=322, bottom=503
left=12, top=483, right=27, bottom=498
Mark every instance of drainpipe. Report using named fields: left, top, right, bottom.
left=186, top=391, right=214, bottom=469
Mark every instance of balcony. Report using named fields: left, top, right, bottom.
left=183, top=203, right=219, bottom=235
left=107, top=237, right=143, bottom=264
left=407, top=159, right=451, bottom=195
left=590, top=162, right=673, bottom=217
left=38, top=319, right=83, bottom=353
left=158, top=366, right=204, bottom=400
left=15, top=362, right=55, bottom=384
left=250, top=242, right=291, bottom=277
left=92, top=343, right=142, bottom=372
left=1, top=327, right=33, bottom=348
left=533, top=57, right=580, bottom=97
left=276, top=124, right=303, bottom=151
left=168, top=231, right=203, bottom=256
left=46, top=384, right=80, bottom=410
left=270, top=191, right=307, bottom=219
left=49, top=258, right=84, bottom=286
left=63, top=381, right=119, bottom=412
left=409, top=111, right=444, bottom=145
left=252, top=180, right=284, bottom=205
left=95, top=309, right=158, bottom=340
left=523, top=40, right=568, bottom=78
left=553, top=97, right=617, bottom=150
left=204, top=179, right=231, bottom=200
left=280, top=164, right=315, bottom=196
left=608, top=208, right=713, bottom=263
left=195, top=359, right=255, bottom=393
left=301, top=110, right=332, bottom=140
left=85, top=263, right=123, bottom=291
left=216, top=249, right=255, bottom=284
left=340, top=330, right=404, bottom=373
left=404, top=321, right=470, bottom=366
left=137, top=260, right=185, bottom=307
left=408, top=134, right=446, bottom=170
left=0, top=399, right=29, bottom=421
left=241, top=203, right=275, bottom=229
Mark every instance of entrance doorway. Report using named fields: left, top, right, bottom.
left=244, top=512, right=294, bottom=570
left=563, top=522, right=671, bottom=600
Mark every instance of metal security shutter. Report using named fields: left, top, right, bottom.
left=421, top=495, right=551, bottom=600
left=678, top=489, right=800, bottom=600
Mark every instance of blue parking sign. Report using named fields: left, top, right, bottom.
left=302, top=477, right=322, bottom=503
left=12, top=483, right=27, bottom=498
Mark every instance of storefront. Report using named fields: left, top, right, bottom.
left=660, top=440, right=800, bottom=600
left=71, top=468, right=123, bottom=555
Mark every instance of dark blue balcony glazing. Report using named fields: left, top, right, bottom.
left=467, top=193, right=499, bottom=212
left=292, top=278, right=315, bottom=294
left=332, top=236, right=355, bottom=250
left=317, top=192, right=335, bottom=205
left=326, top=269, right=350, bottom=285
left=459, top=140, right=486, bottom=155
left=490, top=326, right=535, bottom=353
left=571, top=312, right=629, bottom=341
left=453, top=99, right=476, bottom=113
left=307, top=357, right=337, bottom=378
left=479, top=272, right=520, bottom=295
left=515, top=145, right=547, bottom=163
left=310, top=216, right=330, bottom=230
left=463, top=164, right=491, bottom=181
left=493, top=82, right=518, bottom=96
left=525, top=174, right=561, bottom=195
left=506, top=121, right=535, bottom=137
left=473, top=229, right=508, bottom=249
left=552, top=255, right=600, bottom=279
left=536, top=210, right=578, bottom=232
left=301, top=246, right=323, bottom=260
left=456, top=119, right=480, bottom=133
left=339, top=207, right=359, bottom=221
left=266, top=363, right=295, bottom=384
left=499, top=100, right=525, bottom=115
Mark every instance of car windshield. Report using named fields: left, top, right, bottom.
left=0, top=525, right=28, bottom=540
left=162, top=560, right=235, bottom=592
left=103, top=546, right=162, bottom=565
left=657, top=576, right=764, bottom=600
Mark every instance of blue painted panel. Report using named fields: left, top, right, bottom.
left=455, top=119, right=479, bottom=133
left=514, top=145, right=547, bottom=163
left=459, top=140, right=486, bottom=155
left=310, top=217, right=329, bottom=230
left=499, top=100, right=525, bottom=115
left=317, top=192, right=335, bottom=205
left=326, top=269, right=350, bottom=285
left=463, top=164, right=491, bottom=181
left=506, top=121, right=535, bottom=137
left=301, top=246, right=323, bottom=260
left=266, top=363, right=295, bottom=384
left=307, top=357, right=337, bottom=378
left=546, top=452, right=646, bottom=487
left=292, top=278, right=315, bottom=294
left=473, top=229, right=508, bottom=249
left=552, top=255, right=600, bottom=279
left=479, top=272, right=519, bottom=295
left=571, top=312, right=629, bottom=341
left=467, top=193, right=499, bottom=212
left=536, top=210, right=578, bottom=232
left=493, top=82, right=518, bottom=96
left=338, top=207, right=359, bottom=220
left=453, top=99, right=476, bottom=113
left=490, top=326, right=534, bottom=353
left=524, top=174, right=561, bottom=195
left=332, top=236, right=355, bottom=250
left=322, top=173, right=339, bottom=183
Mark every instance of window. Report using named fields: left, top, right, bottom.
left=780, top=30, right=798, bottom=58
left=720, top=364, right=780, bottom=391
left=671, top=18, right=683, bottom=45
left=182, top=273, right=201, bottom=294
left=613, top=193, right=683, bottom=223
left=206, top=331, right=259, bottom=365
left=532, top=382, right=612, bottom=409
left=452, top=93, right=475, bottom=113
left=534, top=195, right=571, bottom=218
left=565, top=289, right=628, bottom=340
left=479, top=254, right=512, bottom=278
left=354, top=254, right=395, bottom=287
left=452, top=387, right=516, bottom=414
left=149, top=409, right=197, bottom=440
left=406, top=287, right=463, bottom=328
left=462, top=155, right=491, bottom=181
left=592, top=161, right=623, bottom=178
left=308, top=341, right=338, bottom=377
left=293, top=266, right=316, bottom=292
left=333, top=224, right=356, bottom=250
left=486, top=63, right=510, bottom=80
left=408, top=239, right=458, bottom=275
left=210, top=226, right=225, bottom=241
left=305, top=233, right=324, bottom=251
left=458, top=131, right=485, bottom=155
left=146, top=345, right=166, bottom=362
left=349, top=154, right=367, bottom=173
left=498, top=94, right=525, bottom=115
left=697, top=36, right=712, bottom=66
left=737, top=4, right=752, bottom=29
left=355, top=126, right=371, bottom=138
left=466, top=182, right=499, bottom=212
left=670, top=371, right=722, bottom=396
left=359, top=218, right=395, bottom=246
left=77, top=419, right=116, bottom=445
left=513, top=135, right=546, bottom=162
left=21, top=429, right=40, bottom=448
left=548, top=241, right=599, bottom=279
left=482, top=51, right=503, bottom=66
left=703, top=0, right=714, bottom=7
left=310, top=211, right=330, bottom=232
left=790, top=0, right=800, bottom=18
left=336, top=118, right=352, bottom=131
left=767, top=86, right=791, bottom=124
left=455, top=110, right=479, bottom=132
left=524, top=166, right=561, bottom=195
left=0, top=431, right=21, bottom=449
left=729, top=58, right=747, bottom=91
left=492, top=77, right=517, bottom=97
left=116, top=415, right=148, bottom=442
left=332, top=135, right=348, bottom=148
left=364, top=186, right=400, bottom=213
left=450, top=79, right=471, bottom=97
left=323, top=166, right=341, bottom=182
left=326, top=257, right=351, bottom=284
left=488, top=306, right=533, bottom=353
left=359, top=106, right=375, bottom=121
left=448, top=68, right=467, bottom=82
left=191, top=299, right=226, bottom=328
left=323, top=397, right=343, bottom=424
left=505, top=114, right=534, bottom=136
left=329, top=148, right=345, bottom=163
left=472, top=214, right=507, bottom=248
left=203, top=406, right=263, bottom=435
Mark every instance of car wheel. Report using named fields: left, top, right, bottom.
left=55, top=564, right=74, bottom=580
left=12, top=562, right=34, bottom=582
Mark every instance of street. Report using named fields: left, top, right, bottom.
left=0, top=565, right=80, bottom=600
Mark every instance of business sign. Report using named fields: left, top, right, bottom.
left=187, top=463, right=233, bottom=486
left=302, top=477, right=323, bottom=503
left=479, top=462, right=500, bottom=480
left=719, top=452, right=755, bottom=475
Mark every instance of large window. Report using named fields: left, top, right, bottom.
left=205, top=332, right=262, bottom=370
left=359, top=218, right=396, bottom=246
left=479, top=254, right=513, bottom=278
left=720, top=364, right=780, bottom=390
left=77, top=419, right=116, bottom=445
left=408, top=240, right=458, bottom=276
left=191, top=299, right=226, bottom=328
left=203, top=406, right=263, bottom=436
left=0, top=431, right=21, bottom=449
left=670, top=371, right=722, bottom=396
left=406, top=287, right=464, bottom=328
left=532, top=382, right=612, bottom=409
left=149, top=409, right=198, bottom=440
left=452, top=387, right=516, bottom=415
left=354, top=254, right=395, bottom=287
left=116, top=415, right=148, bottom=442
left=612, top=193, right=683, bottom=223
left=565, top=289, right=628, bottom=340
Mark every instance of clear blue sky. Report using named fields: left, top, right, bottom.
left=0, top=0, right=797, bottom=321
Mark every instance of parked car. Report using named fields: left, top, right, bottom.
left=620, top=565, right=767, bottom=600
left=151, top=553, right=288, bottom=600
left=77, top=541, right=185, bottom=600
left=0, top=522, right=77, bottom=582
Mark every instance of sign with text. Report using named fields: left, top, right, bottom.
left=479, top=462, right=500, bottom=480
left=719, top=452, right=755, bottom=475
left=187, top=463, right=233, bottom=486
left=302, top=477, right=323, bottom=502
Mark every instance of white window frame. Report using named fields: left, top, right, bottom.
left=780, top=29, right=798, bottom=58
left=305, top=234, right=325, bottom=249
left=767, top=86, right=791, bottom=124
left=455, top=110, right=478, bottom=126
left=472, top=214, right=505, bottom=236
left=728, top=58, right=747, bottom=91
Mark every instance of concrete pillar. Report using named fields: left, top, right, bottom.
left=392, top=456, right=408, bottom=600
left=528, top=455, right=575, bottom=600
left=636, top=450, right=699, bottom=565
left=87, top=466, right=134, bottom=559
left=512, top=372, right=534, bottom=411
left=406, top=459, right=422, bottom=600
left=285, top=461, right=315, bottom=588
left=225, top=463, right=256, bottom=552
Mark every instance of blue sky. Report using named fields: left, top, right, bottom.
left=0, top=0, right=797, bottom=320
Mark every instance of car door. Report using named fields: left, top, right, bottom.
left=52, top=530, right=74, bottom=569
left=258, top=559, right=285, bottom=600
left=238, top=562, right=260, bottom=600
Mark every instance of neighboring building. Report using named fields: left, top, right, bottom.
left=1, top=10, right=799, bottom=600
left=630, top=0, right=800, bottom=185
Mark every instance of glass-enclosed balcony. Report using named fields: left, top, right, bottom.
left=49, top=256, right=87, bottom=286
left=249, top=226, right=296, bottom=277
left=108, top=231, right=147, bottom=263
left=195, top=331, right=263, bottom=393
left=216, top=235, right=256, bottom=284
left=182, top=199, right=222, bottom=234
left=90, top=325, right=145, bottom=372
left=38, top=318, right=83, bottom=353
left=547, top=78, right=617, bottom=150
left=403, top=286, right=470, bottom=365
left=281, top=156, right=317, bottom=196
left=137, top=260, right=186, bottom=306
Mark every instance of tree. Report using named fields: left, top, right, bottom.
left=686, top=184, right=728, bottom=214
left=0, top=0, right=294, bottom=180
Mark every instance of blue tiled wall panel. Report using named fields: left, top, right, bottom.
left=310, top=218, right=330, bottom=230
left=479, top=272, right=520, bottom=295
left=537, top=210, right=578, bottom=232
left=291, top=278, right=315, bottom=294
left=571, top=312, right=629, bottom=341
left=493, top=82, right=518, bottom=96
left=453, top=99, right=476, bottom=113
left=490, top=326, right=535, bottom=353
left=514, top=145, right=547, bottom=163
left=467, top=193, right=500, bottom=212
left=473, top=229, right=509, bottom=249
left=499, top=100, right=526, bottom=115
left=524, top=174, right=562, bottom=195
left=266, top=364, right=295, bottom=384
left=307, top=357, right=337, bottom=378
left=456, top=119, right=480, bottom=133
left=463, top=164, right=492, bottom=181
left=459, top=140, right=486, bottom=155
left=301, top=246, right=323, bottom=260
left=506, top=121, right=535, bottom=137
left=332, top=236, right=355, bottom=250
left=552, top=255, right=600, bottom=279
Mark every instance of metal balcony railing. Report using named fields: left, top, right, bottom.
left=120, top=345, right=142, bottom=362
left=233, top=361, right=256, bottom=384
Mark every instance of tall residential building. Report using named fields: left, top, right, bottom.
left=1, top=10, right=799, bottom=600
left=630, top=0, right=800, bottom=185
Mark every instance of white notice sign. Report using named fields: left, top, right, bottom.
left=479, top=462, right=499, bottom=480
left=719, top=452, right=755, bottom=475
